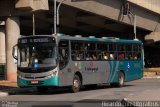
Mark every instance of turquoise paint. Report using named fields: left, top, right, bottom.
left=108, top=59, right=143, bottom=84
left=111, top=61, right=119, bottom=83
left=88, top=38, right=99, bottom=41
left=17, top=76, right=59, bottom=87
left=108, top=61, right=119, bottom=83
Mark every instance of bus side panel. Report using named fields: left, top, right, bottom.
left=58, top=64, right=74, bottom=86
left=118, top=60, right=143, bottom=82
left=108, top=60, right=143, bottom=83
left=80, top=61, right=110, bottom=85
left=58, top=61, right=111, bottom=86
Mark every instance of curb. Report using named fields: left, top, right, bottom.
left=0, top=92, right=8, bottom=97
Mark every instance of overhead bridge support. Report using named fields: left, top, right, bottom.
left=145, top=32, right=160, bottom=43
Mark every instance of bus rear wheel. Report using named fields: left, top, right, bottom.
left=110, top=72, right=125, bottom=87
left=71, top=75, right=81, bottom=93
left=118, top=72, right=125, bottom=87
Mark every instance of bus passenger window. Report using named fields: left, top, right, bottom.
left=133, top=54, right=137, bottom=60
left=118, top=52, right=125, bottom=59
left=58, top=40, right=69, bottom=69
left=91, top=53, right=97, bottom=60
left=133, top=52, right=141, bottom=60
left=102, top=52, right=109, bottom=60
left=110, top=53, right=114, bottom=60
left=72, top=51, right=80, bottom=60
left=127, top=53, right=133, bottom=60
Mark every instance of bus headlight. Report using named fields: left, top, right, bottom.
left=47, top=71, right=57, bottom=79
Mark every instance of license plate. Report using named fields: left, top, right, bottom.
left=31, top=80, right=38, bottom=84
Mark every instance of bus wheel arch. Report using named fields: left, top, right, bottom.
left=74, top=71, right=83, bottom=85
left=71, top=71, right=82, bottom=93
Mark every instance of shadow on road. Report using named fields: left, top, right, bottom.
left=8, top=84, right=135, bottom=96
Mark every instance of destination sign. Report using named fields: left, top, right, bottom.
left=19, top=37, right=55, bottom=44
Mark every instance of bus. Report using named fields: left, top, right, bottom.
left=12, top=34, right=144, bottom=93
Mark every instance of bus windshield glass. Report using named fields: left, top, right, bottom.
left=18, top=43, right=57, bottom=69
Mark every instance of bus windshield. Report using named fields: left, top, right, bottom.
left=18, top=43, right=57, bottom=69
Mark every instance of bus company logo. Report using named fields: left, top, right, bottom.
left=127, top=63, right=130, bottom=69
left=30, top=74, right=36, bottom=79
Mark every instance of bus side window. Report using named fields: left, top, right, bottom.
left=71, top=41, right=85, bottom=61
left=126, top=44, right=133, bottom=60
left=132, top=44, right=141, bottom=60
left=117, top=44, right=126, bottom=60
left=110, top=53, right=114, bottom=60
left=85, top=42, right=97, bottom=61
left=97, top=43, right=109, bottom=60
left=58, top=40, right=69, bottom=70
left=109, top=43, right=116, bottom=60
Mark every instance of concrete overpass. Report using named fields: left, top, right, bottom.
left=0, top=0, right=160, bottom=81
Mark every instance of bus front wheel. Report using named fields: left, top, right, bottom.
left=71, top=75, right=81, bottom=93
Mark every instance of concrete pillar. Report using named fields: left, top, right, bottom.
left=5, top=17, right=20, bottom=82
left=0, top=26, right=6, bottom=64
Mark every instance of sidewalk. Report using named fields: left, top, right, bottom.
left=0, top=80, right=18, bottom=89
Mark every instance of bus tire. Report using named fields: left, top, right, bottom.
left=71, top=75, right=81, bottom=93
left=118, top=72, right=125, bottom=87
left=37, top=86, right=48, bottom=93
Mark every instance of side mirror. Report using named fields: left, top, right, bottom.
left=12, top=44, right=18, bottom=60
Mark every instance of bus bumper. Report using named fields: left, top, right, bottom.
left=17, top=76, right=59, bottom=87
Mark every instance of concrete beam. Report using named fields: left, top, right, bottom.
left=61, top=0, right=160, bottom=31
left=145, top=32, right=160, bottom=42
left=15, top=0, right=49, bottom=11
left=52, top=5, right=128, bottom=32
left=0, top=0, right=49, bottom=16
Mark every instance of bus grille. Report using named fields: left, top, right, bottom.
left=25, top=76, right=46, bottom=79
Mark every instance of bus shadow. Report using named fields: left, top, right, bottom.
left=13, top=84, right=135, bottom=95
left=80, top=84, right=134, bottom=92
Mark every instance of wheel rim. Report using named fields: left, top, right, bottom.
left=73, top=79, right=79, bottom=89
left=119, top=75, right=124, bottom=85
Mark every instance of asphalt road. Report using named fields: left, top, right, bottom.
left=0, top=78, right=160, bottom=107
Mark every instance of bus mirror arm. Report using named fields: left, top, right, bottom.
left=12, top=44, right=18, bottom=60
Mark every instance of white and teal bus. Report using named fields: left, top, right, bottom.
left=12, top=34, right=144, bottom=92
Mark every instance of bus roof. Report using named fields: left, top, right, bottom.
left=19, top=34, right=142, bottom=44
left=54, top=34, right=142, bottom=44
